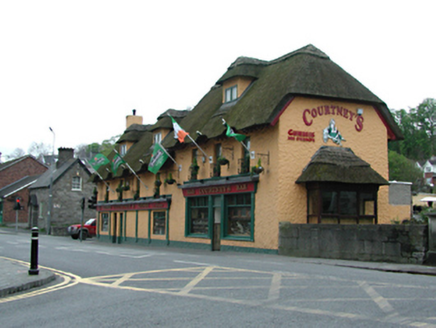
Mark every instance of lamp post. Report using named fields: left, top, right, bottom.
left=47, top=127, right=55, bottom=235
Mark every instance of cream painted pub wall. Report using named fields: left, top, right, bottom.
left=95, top=98, right=409, bottom=252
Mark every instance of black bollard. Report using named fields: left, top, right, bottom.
left=28, top=227, right=39, bottom=275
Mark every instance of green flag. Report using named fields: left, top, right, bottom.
left=89, top=153, right=110, bottom=171
left=111, top=153, right=125, bottom=174
left=148, top=143, right=169, bottom=174
left=225, top=122, right=246, bottom=142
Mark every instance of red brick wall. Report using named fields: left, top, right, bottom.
left=2, top=190, right=29, bottom=224
left=0, top=157, right=47, bottom=188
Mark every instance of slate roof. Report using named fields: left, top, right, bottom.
left=30, top=158, right=91, bottom=189
left=0, top=175, right=42, bottom=198
left=0, top=155, right=46, bottom=172
left=296, top=146, right=389, bottom=185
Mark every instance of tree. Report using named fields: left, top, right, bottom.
left=75, top=135, right=120, bottom=160
left=389, top=98, right=436, bottom=161
left=28, top=142, right=52, bottom=162
left=413, top=98, right=436, bottom=155
left=388, top=150, right=423, bottom=191
left=4, top=148, right=25, bottom=160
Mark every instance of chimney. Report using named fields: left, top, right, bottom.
left=126, top=109, right=143, bottom=128
left=57, top=147, right=74, bottom=168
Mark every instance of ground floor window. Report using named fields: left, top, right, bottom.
left=101, top=213, right=109, bottom=232
left=186, top=192, right=254, bottom=241
left=307, top=183, right=378, bottom=224
left=153, top=211, right=166, bottom=235
left=224, top=193, right=252, bottom=238
left=187, top=196, right=209, bottom=235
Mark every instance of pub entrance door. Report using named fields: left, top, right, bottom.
left=212, top=196, right=221, bottom=251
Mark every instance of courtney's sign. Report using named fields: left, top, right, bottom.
left=302, top=105, right=364, bottom=132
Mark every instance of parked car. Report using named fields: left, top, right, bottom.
left=67, top=218, right=96, bottom=240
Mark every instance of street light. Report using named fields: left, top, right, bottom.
left=47, top=127, right=55, bottom=235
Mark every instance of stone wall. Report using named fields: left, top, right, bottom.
left=279, top=223, right=428, bottom=264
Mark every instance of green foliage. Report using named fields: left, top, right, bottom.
left=388, top=150, right=422, bottom=191
left=390, top=98, right=436, bottom=160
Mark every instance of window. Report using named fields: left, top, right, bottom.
left=120, top=144, right=127, bottom=156
left=224, top=193, right=252, bottom=238
left=426, top=166, right=432, bottom=172
left=38, top=202, right=44, bottom=218
left=153, top=211, right=166, bottom=235
left=306, top=183, right=377, bottom=224
left=72, top=176, right=82, bottom=191
left=154, top=132, right=162, bottom=145
left=225, top=85, right=238, bottom=103
left=239, top=137, right=251, bottom=174
left=101, top=213, right=109, bottom=232
left=213, top=144, right=222, bottom=177
left=187, top=197, right=209, bottom=235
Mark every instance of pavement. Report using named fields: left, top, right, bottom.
left=1, top=227, right=436, bottom=299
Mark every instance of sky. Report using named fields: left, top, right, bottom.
left=1, top=0, right=435, bottom=159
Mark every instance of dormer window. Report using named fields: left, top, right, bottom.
left=225, top=85, right=238, bottom=103
left=154, top=132, right=162, bottom=144
left=120, top=144, right=127, bottom=156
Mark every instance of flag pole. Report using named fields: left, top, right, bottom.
left=222, top=118, right=250, bottom=152
left=113, top=148, right=149, bottom=190
left=85, top=159, right=115, bottom=193
left=187, top=134, right=209, bottom=159
left=168, top=113, right=209, bottom=160
left=158, top=142, right=179, bottom=166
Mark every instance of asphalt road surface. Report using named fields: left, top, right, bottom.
left=1, top=232, right=436, bottom=327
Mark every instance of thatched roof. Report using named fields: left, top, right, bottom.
left=296, top=146, right=389, bottom=185
left=94, top=45, right=403, bottom=180
left=168, top=44, right=402, bottom=144
left=150, top=109, right=190, bottom=132
left=117, top=124, right=152, bottom=143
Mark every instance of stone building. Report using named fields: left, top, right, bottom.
left=29, top=148, right=96, bottom=235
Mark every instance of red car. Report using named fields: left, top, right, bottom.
left=67, top=218, right=96, bottom=240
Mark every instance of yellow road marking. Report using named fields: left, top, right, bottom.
left=0, top=256, right=81, bottom=304
left=178, top=266, right=214, bottom=295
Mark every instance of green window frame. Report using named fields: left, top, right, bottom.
left=153, top=211, right=166, bottom=235
left=186, top=196, right=210, bottom=237
left=101, top=213, right=109, bottom=232
left=223, top=193, right=254, bottom=241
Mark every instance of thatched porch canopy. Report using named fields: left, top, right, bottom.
left=296, top=146, right=389, bottom=185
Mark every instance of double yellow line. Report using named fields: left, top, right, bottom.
left=0, top=257, right=81, bottom=304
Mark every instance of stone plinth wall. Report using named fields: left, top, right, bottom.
left=279, top=223, right=428, bottom=264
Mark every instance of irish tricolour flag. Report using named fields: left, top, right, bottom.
left=170, top=115, right=189, bottom=143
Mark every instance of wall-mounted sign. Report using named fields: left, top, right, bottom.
left=302, top=105, right=364, bottom=132
left=183, top=182, right=255, bottom=197
left=323, top=119, right=345, bottom=146
left=288, top=129, right=315, bottom=142
left=97, top=200, right=168, bottom=212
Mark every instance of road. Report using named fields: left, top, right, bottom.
left=1, top=232, right=436, bottom=327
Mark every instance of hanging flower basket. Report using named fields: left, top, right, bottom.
left=251, top=166, right=264, bottom=174
left=165, top=173, right=176, bottom=185
left=217, top=157, right=229, bottom=166
left=251, top=158, right=264, bottom=175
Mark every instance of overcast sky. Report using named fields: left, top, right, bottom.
left=1, top=0, right=435, bottom=158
